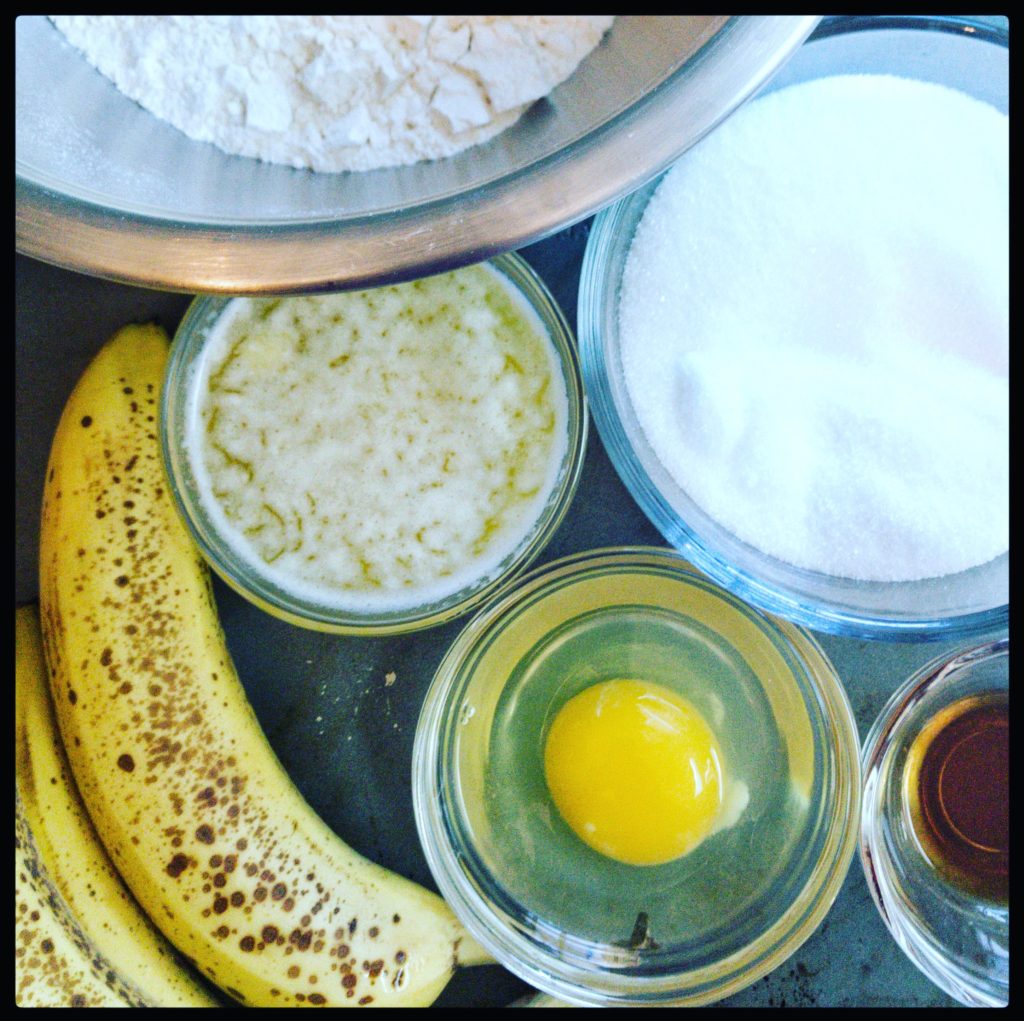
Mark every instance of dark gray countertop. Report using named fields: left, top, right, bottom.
left=16, top=224, right=989, bottom=1006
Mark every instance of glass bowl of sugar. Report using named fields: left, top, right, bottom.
left=578, top=15, right=1008, bottom=641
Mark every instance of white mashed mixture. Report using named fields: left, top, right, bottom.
left=189, top=264, right=569, bottom=611
left=50, top=15, right=614, bottom=172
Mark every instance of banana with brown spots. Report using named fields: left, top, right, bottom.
left=15, top=786, right=143, bottom=1007
left=38, top=323, right=492, bottom=1007
left=17, top=603, right=220, bottom=1006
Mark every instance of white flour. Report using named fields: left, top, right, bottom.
left=50, top=15, right=613, bottom=172
left=620, top=75, right=1008, bottom=583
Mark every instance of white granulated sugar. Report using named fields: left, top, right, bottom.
left=49, top=15, right=614, bottom=172
left=620, top=75, right=1008, bottom=582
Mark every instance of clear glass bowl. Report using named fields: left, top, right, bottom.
left=413, top=547, right=861, bottom=1006
left=860, top=637, right=1008, bottom=1006
left=577, top=15, right=1008, bottom=642
left=161, top=253, right=588, bottom=635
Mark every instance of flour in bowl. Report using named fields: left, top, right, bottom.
left=50, top=15, right=614, bottom=172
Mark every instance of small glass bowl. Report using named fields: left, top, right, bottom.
left=577, top=15, right=1008, bottom=641
left=161, top=253, right=588, bottom=635
left=860, top=637, right=1009, bottom=1007
left=413, top=547, right=861, bottom=1006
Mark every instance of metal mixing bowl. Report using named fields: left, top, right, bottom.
left=16, top=15, right=817, bottom=293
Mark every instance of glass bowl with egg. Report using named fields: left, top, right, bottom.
left=412, top=546, right=861, bottom=1006
left=161, top=253, right=587, bottom=634
left=577, top=15, right=1008, bottom=641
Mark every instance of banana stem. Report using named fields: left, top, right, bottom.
left=456, top=932, right=497, bottom=969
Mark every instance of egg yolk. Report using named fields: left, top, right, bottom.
left=543, top=678, right=724, bottom=866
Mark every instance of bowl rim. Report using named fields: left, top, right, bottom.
left=811, top=13, right=1008, bottom=45
left=413, top=544, right=862, bottom=1006
left=159, top=251, right=589, bottom=635
left=577, top=14, right=1008, bottom=643
left=858, top=635, right=1009, bottom=1007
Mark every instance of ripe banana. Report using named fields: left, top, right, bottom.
left=39, top=322, right=491, bottom=1007
left=16, top=603, right=220, bottom=1006
left=15, top=787, right=142, bottom=1007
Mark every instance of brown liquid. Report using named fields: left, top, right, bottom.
left=905, top=693, right=1008, bottom=902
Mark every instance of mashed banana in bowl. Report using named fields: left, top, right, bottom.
left=161, top=255, right=585, bottom=632
left=187, top=265, right=569, bottom=611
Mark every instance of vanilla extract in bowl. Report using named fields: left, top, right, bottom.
left=859, top=636, right=1009, bottom=1006
left=904, top=693, right=1008, bottom=903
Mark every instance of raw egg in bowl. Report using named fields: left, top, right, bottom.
left=413, top=547, right=860, bottom=1006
